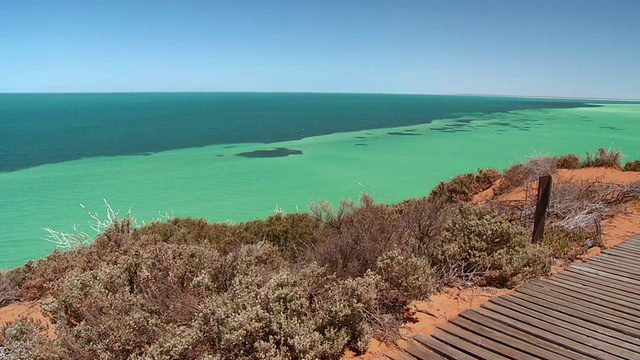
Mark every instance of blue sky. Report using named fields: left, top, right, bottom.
left=1, top=0, right=639, bottom=98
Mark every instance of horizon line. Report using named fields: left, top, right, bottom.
left=0, top=90, right=639, bottom=102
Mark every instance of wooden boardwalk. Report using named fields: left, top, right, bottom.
left=391, top=234, right=640, bottom=360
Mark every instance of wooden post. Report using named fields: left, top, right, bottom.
left=532, top=175, right=552, bottom=243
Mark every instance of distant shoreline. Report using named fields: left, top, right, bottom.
left=0, top=91, right=638, bottom=102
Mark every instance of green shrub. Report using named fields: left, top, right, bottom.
left=541, top=227, right=599, bottom=262
left=555, top=154, right=580, bottom=169
left=431, top=205, right=550, bottom=287
left=581, top=147, right=622, bottom=169
left=624, top=160, right=640, bottom=172
left=0, top=317, right=49, bottom=360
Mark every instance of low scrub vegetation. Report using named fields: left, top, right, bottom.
left=581, top=146, right=622, bottom=169
left=1, top=147, right=639, bottom=359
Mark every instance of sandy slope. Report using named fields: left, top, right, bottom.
left=347, top=167, right=640, bottom=359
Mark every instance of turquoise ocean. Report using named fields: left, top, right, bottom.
left=1, top=93, right=639, bottom=269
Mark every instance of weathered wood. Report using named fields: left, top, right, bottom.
left=431, top=328, right=511, bottom=360
left=449, top=315, right=575, bottom=359
left=413, top=334, right=477, bottom=360
left=384, top=351, right=419, bottom=360
left=532, top=175, right=552, bottom=242
left=496, top=295, right=640, bottom=352
left=580, top=260, right=640, bottom=281
left=482, top=301, right=633, bottom=359
left=438, top=322, right=538, bottom=359
left=459, top=310, right=589, bottom=360
left=546, top=274, right=640, bottom=306
left=518, top=280, right=640, bottom=334
left=398, top=340, right=443, bottom=360
left=525, top=280, right=640, bottom=319
left=583, top=257, right=640, bottom=277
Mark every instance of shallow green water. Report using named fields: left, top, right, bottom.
left=1, top=101, right=639, bottom=269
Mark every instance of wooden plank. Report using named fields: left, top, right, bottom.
left=449, top=315, right=574, bottom=359
left=611, top=242, right=640, bottom=252
left=437, top=322, right=538, bottom=359
left=584, top=256, right=640, bottom=277
left=498, top=294, right=640, bottom=351
left=459, top=309, right=589, bottom=360
left=550, top=273, right=640, bottom=307
left=399, top=340, right=443, bottom=360
left=599, top=247, right=640, bottom=261
left=527, top=279, right=640, bottom=319
left=592, top=253, right=640, bottom=271
left=472, top=305, right=620, bottom=360
left=605, top=246, right=637, bottom=259
left=579, top=261, right=640, bottom=281
left=523, top=280, right=640, bottom=328
left=431, top=328, right=512, bottom=360
left=412, top=334, right=477, bottom=360
left=561, top=268, right=640, bottom=299
left=512, top=292, right=640, bottom=338
left=481, top=302, right=629, bottom=359
left=570, top=264, right=640, bottom=287
left=594, top=253, right=640, bottom=267
left=384, top=351, right=418, bottom=360
left=549, top=273, right=640, bottom=307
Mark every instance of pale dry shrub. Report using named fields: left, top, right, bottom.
left=581, top=147, right=622, bottom=169
left=431, top=205, right=550, bottom=287
left=494, top=155, right=556, bottom=196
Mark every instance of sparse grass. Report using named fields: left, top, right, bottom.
left=624, top=160, right=640, bottom=172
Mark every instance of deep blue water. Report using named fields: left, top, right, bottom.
left=0, top=92, right=600, bottom=172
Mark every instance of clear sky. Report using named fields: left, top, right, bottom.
left=1, top=0, right=639, bottom=99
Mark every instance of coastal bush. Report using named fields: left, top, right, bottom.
left=431, top=205, right=550, bottom=287
left=581, top=147, right=622, bottom=169
left=429, top=168, right=500, bottom=202
left=393, top=196, right=454, bottom=255
left=0, top=272, right=19, bottom=307
left=555, top=154, right=580, bottom=169
left=310, top=194, right=402, bottom=279
left=624, top=160, right=640, bottom=172
left=241, top=212, right=321, bottom=260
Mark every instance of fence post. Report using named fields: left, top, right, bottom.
left=532, top=175, right=552, bottom=243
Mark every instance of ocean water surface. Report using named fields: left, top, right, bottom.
left=1, top=93, right=639, bottom=268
